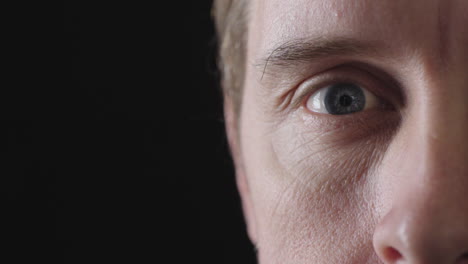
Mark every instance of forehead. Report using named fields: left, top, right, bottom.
left=249, top=0, right=466, bottom=60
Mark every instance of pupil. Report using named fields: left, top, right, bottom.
left=339, top=95, right=353, bottom=107
left=323, top=83, right=366, bottom=115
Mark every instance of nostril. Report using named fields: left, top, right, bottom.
left=383, top=247, right=403, bottom=262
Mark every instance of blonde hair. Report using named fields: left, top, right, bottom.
left=212, top=0, right=249, bottom=115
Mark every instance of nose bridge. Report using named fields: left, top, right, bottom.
left=400, top=90, right=468, bottom=240
left=398, top=72, right=468, bottom=224
left=372, top=72, right=468, bottom=263
left=414, top=73, right=468, bottom=182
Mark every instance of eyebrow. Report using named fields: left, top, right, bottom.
left=256, top=37, right=382, bottom=79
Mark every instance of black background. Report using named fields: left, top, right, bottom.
left=2, top=1, right=256, bottom=263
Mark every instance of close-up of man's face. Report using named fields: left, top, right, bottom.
left=216, top=0, right=468, bottom=263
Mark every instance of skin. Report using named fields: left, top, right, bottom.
left=225, top=0, right=468, bottom=263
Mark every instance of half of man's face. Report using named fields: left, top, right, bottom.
left=230, top=0, right=468, bottom=263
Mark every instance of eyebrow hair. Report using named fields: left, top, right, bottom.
left=257, top=37, right=382, bottom=79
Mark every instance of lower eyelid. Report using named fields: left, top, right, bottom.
left=299, top=106, right=402, bottom=142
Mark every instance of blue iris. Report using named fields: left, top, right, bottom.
left=324, top=83, right=366, bottom=115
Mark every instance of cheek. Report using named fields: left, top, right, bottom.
left=247, top=112, right=396, bottom=262
left=267, top=110, right=397, bottom=186
left=254, top=157, right=377, bottom=263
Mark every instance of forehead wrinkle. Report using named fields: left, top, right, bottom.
left=252, top=0, right=440, bottom=61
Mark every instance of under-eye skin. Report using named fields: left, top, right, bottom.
left=306, top=82, right=379, bottom=115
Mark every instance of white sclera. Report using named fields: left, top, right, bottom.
left=307, top=88, right=329, bottom=114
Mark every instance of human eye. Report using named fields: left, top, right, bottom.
left=292, top=65, right=401, bottom=118
left=306, top=82, right=379, bottom=115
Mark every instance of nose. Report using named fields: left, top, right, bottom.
left=372, top=94, right=468, bottom=263
left=373, top=191, right=468, bottom=264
